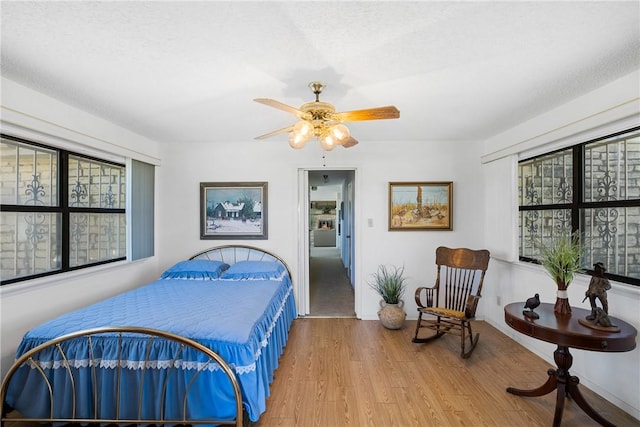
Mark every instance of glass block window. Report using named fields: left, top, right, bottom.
left=1, top=134, right=126, bottom=284
left=0, top=140, right=58, bottom=206
left=518, top=127, right=640, bottom=285
left=519, top=149, right=573, bottom=206
left=584, top=135, right=640, bottom=202
left=69, top=212, right=126, bottom=267
left=519, top=209, right=572, bottom=259
left=0, top=212, right=61, bottom=279
left=68, top=156, right=125, bottom=208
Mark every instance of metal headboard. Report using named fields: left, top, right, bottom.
left=190, top=244, right=292, bottom=278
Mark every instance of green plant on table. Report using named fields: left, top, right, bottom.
left=538, top=231, right=583, bottom=289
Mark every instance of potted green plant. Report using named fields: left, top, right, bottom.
left=538, top=232, right=583, bottom=314
left=368, top=264, right=407, bottom=329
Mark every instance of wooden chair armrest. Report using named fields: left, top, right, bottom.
left=464, top=295, right=481, bottom=318
left=415, top=286, right=436, bottom=308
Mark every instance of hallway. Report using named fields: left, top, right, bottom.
left=309, top=247, right=355, bottom=317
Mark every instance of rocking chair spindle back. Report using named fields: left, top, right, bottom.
left=413, top=246, right=490, bottom=358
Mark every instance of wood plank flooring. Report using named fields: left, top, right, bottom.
left=4, top=318, right=637, bottom=426
left=254, top=318, right=639, bottom=427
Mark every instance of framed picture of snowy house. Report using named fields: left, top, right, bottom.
left=200, top=181, right=268, bottom=239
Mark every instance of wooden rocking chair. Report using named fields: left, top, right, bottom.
left=412, top=246, right=490, bottom=358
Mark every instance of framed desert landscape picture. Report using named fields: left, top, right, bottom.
left=388, top=181, right=453, bottom=230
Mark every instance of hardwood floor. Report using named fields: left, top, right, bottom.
left=4, top=318, right=637, bottom=427
left=255, top=318, right=639, bottom=426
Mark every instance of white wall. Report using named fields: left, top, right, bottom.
left=481, top=69, right=640, bottom=419
left=0, top=78, right=162, bottom=376
left=157, top=137, right=486, bottom=319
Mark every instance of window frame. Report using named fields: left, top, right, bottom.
left=518, top=126, right=640, bottom=287
left=1, top=134, right=126, bottom=285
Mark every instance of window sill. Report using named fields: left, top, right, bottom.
left=0, top=258, right=152, bottom=298
left=492, top=257, right=640, bottom=299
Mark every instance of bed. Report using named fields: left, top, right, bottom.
left=0, top=245, right=297, bottom=426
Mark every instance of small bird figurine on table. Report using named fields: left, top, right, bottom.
left=523, top=293, right=540, bottom=319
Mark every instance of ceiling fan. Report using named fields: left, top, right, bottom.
left=254, top=82, right=400, bottom=150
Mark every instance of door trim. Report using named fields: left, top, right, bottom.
left=296, top=167, right=360, bottom=318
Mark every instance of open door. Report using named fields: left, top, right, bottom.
left=344, top=181, right=355, bottom=284
left=300, top=169, right=356, bottom=317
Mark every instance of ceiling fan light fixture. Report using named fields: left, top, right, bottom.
left=328, top=123, right=350, bottom=145
left=288, top=120, right=314, bottom=148
left=294, top=119, right=314, bottom=137
left=320, top=132, right=338, bottom=151
left=288, top=133, right=308, bottom=149
left=255, top=81, right=399, bottom=150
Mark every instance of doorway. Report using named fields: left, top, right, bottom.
left=305, top=169, right=356, bottom=317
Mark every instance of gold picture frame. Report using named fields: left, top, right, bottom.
left=388, top=182, right=453, bottom=230
left=200, top=181, right=268, bottom=239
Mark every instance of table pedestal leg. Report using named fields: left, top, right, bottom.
left=506, top=345, right=615, bottom=427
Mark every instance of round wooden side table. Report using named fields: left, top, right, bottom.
left=504, top=302, right=637, bottom=427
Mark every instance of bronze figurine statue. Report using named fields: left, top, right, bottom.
left=582, top=262, right=614, bottom=328
left=592, top=307, right=614, bottom=328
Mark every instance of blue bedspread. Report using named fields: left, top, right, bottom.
left=6, top=275, right=297, bottom=422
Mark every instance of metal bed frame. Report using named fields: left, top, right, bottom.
left=1, top=245, right=294, bottom=427
left=0, top=327, right=243, bottom=426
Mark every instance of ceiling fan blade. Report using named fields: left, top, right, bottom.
left=342, top=136, right=359, bottom=148
left=254, top=98, right=306, bottom=118
left=254, top=125, right=294, bottom=140
left=333, top=106, right=400, bottom=122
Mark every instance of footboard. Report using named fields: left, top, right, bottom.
left=0, top=326, right=243, bottom=426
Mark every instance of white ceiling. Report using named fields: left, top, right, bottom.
left=1, top=1, right=639, bottom=145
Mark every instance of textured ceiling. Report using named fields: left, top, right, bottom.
left=1, top=1, right=639, bottom=145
